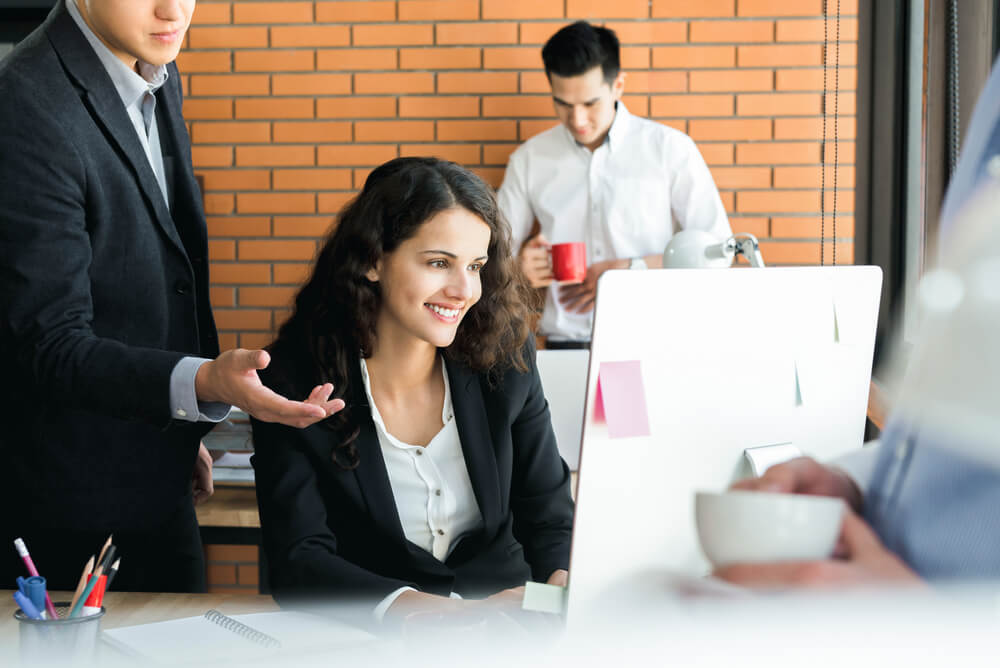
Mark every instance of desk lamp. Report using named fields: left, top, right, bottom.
left=662, top=230, right=766, bottom=268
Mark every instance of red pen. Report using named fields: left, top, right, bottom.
left=13, top=538, right=59, bottom=619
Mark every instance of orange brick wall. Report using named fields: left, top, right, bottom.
left=180, top=0, right=858, bottom=350
left=204, top=543, right=260, bottom=594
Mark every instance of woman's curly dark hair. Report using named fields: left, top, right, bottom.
left=270, top=157, right=537, bottom=469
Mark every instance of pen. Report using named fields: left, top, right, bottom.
left=102, top=558, right=120, bottom=598
left=68, top=555, right=95, bottom=615
left=13, top=538, right=59, bottom=619
left=13, top=590, right=43, bottom=620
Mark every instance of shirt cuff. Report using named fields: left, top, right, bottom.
left=373, top=586, right=417, bottom=624
left=831, top=440, right=882, bottom=495
left=170, top=357, right=232, bottom=423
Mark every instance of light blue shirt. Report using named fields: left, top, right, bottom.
left=863, top=56, right=1000, bottom=579
left=66, top=0, right=228, bottom=424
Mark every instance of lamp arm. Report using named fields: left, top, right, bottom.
left=729, top=233, right=766, bottom=268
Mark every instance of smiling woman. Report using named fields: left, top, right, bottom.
left=249, top=157, right=573, bottom=629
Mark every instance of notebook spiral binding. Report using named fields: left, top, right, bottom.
left=203, top=609, right=282, bottom=649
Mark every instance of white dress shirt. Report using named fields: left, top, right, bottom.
left=497, top=103, right=732, bottom=341
left=360, top=357, right=483, bottom=620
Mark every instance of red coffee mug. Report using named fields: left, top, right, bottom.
left=551, top=242, right=587, bottom=283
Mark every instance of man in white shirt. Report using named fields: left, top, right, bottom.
left=497, top=21, right=732, bottom=345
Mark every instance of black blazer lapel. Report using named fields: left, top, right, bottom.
left=44, top=2, right=186, bottom=258
left=446, top=359, right=503, bottom=534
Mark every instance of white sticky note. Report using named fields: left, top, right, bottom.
left=521, top=582, right=566, bottom=615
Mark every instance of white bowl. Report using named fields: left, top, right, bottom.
left=695, top=490, right=846, bottom=568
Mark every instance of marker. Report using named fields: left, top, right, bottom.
left=13, top=538, right=58, bottom=619
left=13, top=590, right=43, bottom=621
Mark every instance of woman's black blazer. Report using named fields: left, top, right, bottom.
left=250, top=340, right=575, bottom=609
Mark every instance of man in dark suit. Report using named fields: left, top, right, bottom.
left=0, top=0, right=342, bottom=593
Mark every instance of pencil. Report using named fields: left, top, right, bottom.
left=67, top=555, right=95, bottom=617
left=95, top=535, right=112, bottom=569
left=69, top=558, right=106, bottom=619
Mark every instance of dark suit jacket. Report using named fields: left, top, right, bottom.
left=251, top=341, right=574, bottom=608
left=0, top=4, right=218, bottom=533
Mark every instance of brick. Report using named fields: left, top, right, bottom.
left=317, top=48, right=396, bottom=70
left=240, top=333, right=276, bottom=349
left=727, top=216, right=770, bottom=238
left=237, top=192, right=316, bottom=214
left=775, top=18, right=858, bottom=42
left=698, top=142, right=735, bottom=164
left=652, top=0, right=734, bottom=18
left=690, top=69, right=773, bottom=92
left=736, top=141, right=820, bottom=164
left=273, top=262, right=314, bottom=284
left=399, top=96, right=480, bottom=118
left=273, top=73, right=351, bottom=96
left=438, top=120, right=517, bottom=141
left=690, top=20, right=774, bottom=43
left=776, top=67, right=857, bottom=91
left=208, top=238, right=235, bottom=258
left=272, top=25, right=350, bottom=48
left=192, top=146, right=233, bottom=167
left=653, top=46, right=736, bottom=69
left=211, top=290, right=236, bottom=309
left=626, top=71, right=687, bottom=93
left=200, top=169, right=271, bottom=191
left=774, top=116, right=856, bottom=140
left=317, top=96, right=397, bottom=118
left=273, top=121, right=352, bottom=143
left=206, top=563, right=237, bottom=585
left=519, top=120, right=558, bottom=140
left=757, top=241, right=854, bottom=266
left=237, top=564, right=260, bottom=587
left=651, top=94, right=733, bottom=117
left=239, top=240, right=317, bottom=262
left=738, top=0, right=823, bottom=17
left=273, top=216, right=336, bottom=237
left=192, top=122, right=270, bottom=144
left=236, top=50, right=314, bottom=72
left=355, top=72, right=435, bottom=94
left=822, top=140, right=855, bottom=164
left=236, top=145, right=314, bottom=167
left=401, top=143, right=481, bottom=164
left=189, top=74, right=269, bottom=97
left=482, top=143, right=519, bottom=165
left=355, top=120, right=435, bottom=142
left=439, top=72, right=518, bottom=94
left=737, top=190, right=819, bottom=214
left=720, top=190, right=735, bottom=213
left=823, top=188, right=855, bottom=214
left=824, top=92, right=856, bottom=115
left=660, top=119, right=687, bottom=133
left=484, top=47, right=542, bottom=70
left=708, top=166, right=772, bottom=189
left=184, top=99, right=234, bottom=120
left=688, top=119, right=771, bottom=141
left=235, top=98, right=314, bottom=120
left=472, top=167, right=505, bottom=188
left=317, top=143, right=399, bottom=166
left=239, top=285, right=301, bottom=306
left=206, top=216, right=272, bottom=237
left=738, top=44, right=823, bottom=67
left=318, top=192, right=357, bottom=212
left=437, top=22, right=517, bottom=46
left=233, top=1, right=312, bottom=23
left=399, top=0, right=479, bottom=21
left=623, top=95, right=649, bottom=117
left=400, top=48, right=481, bottom=70
left=188, top=26, right=268, bottom=49
left=601, top=21, right=688, bottom=44
left=191, top=3, right=231, bottom=25
left=519, top=71, right=550, bottom=93
left=825, top=42, right=857, bottom=67
left=622, top=47, right=650, bottom=69
left=274, top=168, right=353, bottom=190
left=771, top=216, right=855, bottom=238
left=567, top=0, right=649, bottom=19
left=482, top=0, right=563, bottom=20
left=354, top=24, right=433, bottom=47
left=737, top=93, right=821, bottom=116
left=316, top=1, right=396, bottom=22
left=214, top=309, right=273, bottom=329
left=176, top=51, right=231, bottom=73
left=482, top=96, right=552, bottom=118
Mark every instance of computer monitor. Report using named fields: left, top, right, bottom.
left=564, top=266, right=882, bottom=623
left=536, top=349, right=589, bottom=471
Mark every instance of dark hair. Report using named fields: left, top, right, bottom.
left=271, top=157, right=536, bottom=469
left=541, top=21, right=621, bottom=85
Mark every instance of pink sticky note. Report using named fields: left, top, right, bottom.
left=594, top=360, right=651, bottom=439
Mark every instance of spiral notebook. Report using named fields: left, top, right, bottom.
left=102, top=610, right=377, bottom=663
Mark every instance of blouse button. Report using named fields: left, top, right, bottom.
left=437, top=529, right=445, bottom=536
left=435, top=489, right=442, bottom=496
left=415, top=449, right=423, bottom=456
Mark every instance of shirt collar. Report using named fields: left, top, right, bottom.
left=565, top=101, right=632, bottom=154
left=65, top=0, right=168, bottom=110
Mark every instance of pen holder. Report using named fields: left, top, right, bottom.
left=15, top=601, right=105, bottom=666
